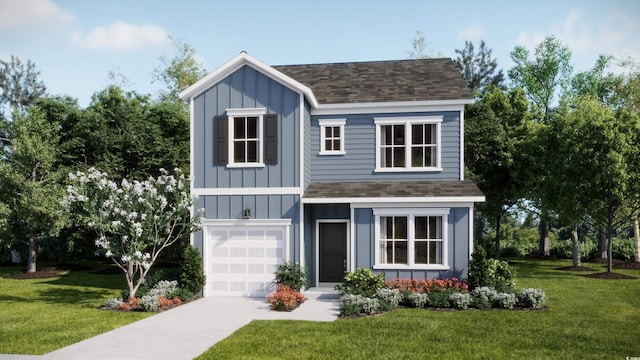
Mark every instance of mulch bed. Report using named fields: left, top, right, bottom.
left=556, top=266, right=597, bottom=272
left=3, top=263, right=95, bottom=280
left=582, top=272, right=637, bottom=279
left=588, top=258, right=625, bottom=265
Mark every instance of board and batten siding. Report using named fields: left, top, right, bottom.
left=309, top=111, right=461, bottom=182
left=191, top=194, right=301, bottom=263
left=353, top=207, right=470, bottom=279
left=303, top=101, right=312, bottom=189
left=192, top=65, right=301, bottom=189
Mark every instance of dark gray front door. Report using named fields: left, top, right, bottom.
left=319, top=222, right=347, bottom=282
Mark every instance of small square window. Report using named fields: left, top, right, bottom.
left=319, top=119, right=346, bottom=155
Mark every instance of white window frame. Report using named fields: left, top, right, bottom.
left=373, top=207, right=450, bottom=270
left=318, top=118, right=346, bottom=155
left=374, top=116, right=442, bottom=172
left=226, top=108, right=266, bottom=168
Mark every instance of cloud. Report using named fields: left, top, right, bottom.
left=71, top=22, right=172, bottom=51
left=0, top=0, right=75, bottom=31
left=457, top=25, right=486, bottom=43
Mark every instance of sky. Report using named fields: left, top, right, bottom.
left=1, top=0, right=639, bottom=107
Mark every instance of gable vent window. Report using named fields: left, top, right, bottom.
left=374, top=116, right=442, bottom=172
left=318, top=119, right=346, bottom=155
left=214, top=108, right=278, bottom=167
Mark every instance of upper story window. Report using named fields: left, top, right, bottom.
left=374, top=116, right=442, bottom=172
left=373, top=208, right=449, bottom=270
left=319, top=119, right=346, bottom=155
left=214, top=108, right=278, bottom=168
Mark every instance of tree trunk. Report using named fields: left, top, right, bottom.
left=607, top=219, right=613, bottom=273
left=538, top=219, right=550, bottom=256
left=597, top=226, right=607, bottom=258
left=27, top=229, right=37, bottom=273
left=634, top=219, right=640, bottom=263
left=494, top=213, right=502, bottom=259
left=570, top=223, right=580, bottom=267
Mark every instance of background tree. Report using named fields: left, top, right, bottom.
left=508, top=36, right=573, bottom=256
left=406, top=30, right=443, bottom=59
left=0, top=56, right=47, bottom=116
left=152, top=36, right=207, bottom=104
left=0, top=106, right=66, bottom=272
left=453, top=40, right=505, bottom=93
left=465, top=86, right=531, bottom=257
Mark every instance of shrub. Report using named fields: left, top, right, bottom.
left=158, top=295, right=173, bottom=310
left=468, top=245, right=491, bottom=290
left=335, top=268, right=385, bottom=297
left=387, top=277, right=468, bottom=293
left=141, top=294, right=160, bottom=312
left=102, top=298, right=123, bottom=310
left=488, top=259, right=516, bottom=292
left=550, top=238, right=597, bottom=260
left=427, top=289, right=455, bottom=308
left=169, top=287, right=195, bottom=302
left=274, top=262, right=310, bottom=291
left=267, top=285, right=306, bottom=311
left=493, top=292, right=517, bottom=309
left=449, top=292, right=472, bottom=310
left=339, top=294, right=380, bottom=315
left=516, top=288, right=547, bottom=309
left=471, top=286, right=497, bottom=309
left=406, top=292, right=429, bottom=308
left=179, top=245, right=206, bottom=294
left=375, top=288, right=402, bottom=311
left=612, top=237, right=636, bottom=262
left=146, top=280, right=179, bottom=298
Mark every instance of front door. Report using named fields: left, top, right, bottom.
left=318, top=222, right=347, bottom=282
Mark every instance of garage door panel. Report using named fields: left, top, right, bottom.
left=205, top=225, right=287, bottom=297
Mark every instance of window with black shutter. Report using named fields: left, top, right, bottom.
left=215, top=109, right=278, bottom=167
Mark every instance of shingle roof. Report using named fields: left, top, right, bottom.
left=273, top=58, right=472, bottom=104
left=303, top=180, right=484, bottom=199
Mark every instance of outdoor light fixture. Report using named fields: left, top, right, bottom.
left=242, top=207, right=251, bottom=219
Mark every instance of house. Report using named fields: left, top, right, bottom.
left=179, top=52, right=484, bottom=297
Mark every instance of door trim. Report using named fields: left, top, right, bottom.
left=315, top=219, right=350, bottom=285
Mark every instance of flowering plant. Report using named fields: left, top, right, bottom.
left=62, top=167, right=203, bottom=298
left=267, top=284, right=306, bottom=311
left=386, top=277, right=468, bottom=293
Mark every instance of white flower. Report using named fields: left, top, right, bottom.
left=68, top=172, right=77, bottom=180
left=140, top=213, right=147, bottom=221
left=121, top=235, right=128, bottom=242
left=105, top=250, right=113, bottom=258
left=134, top=250, right=142, bottom=258
left=111, top=220, right=121, bottom=228
left=133, top=222, right=143, bottom=237
left=121, top=255, right=131, bottom=263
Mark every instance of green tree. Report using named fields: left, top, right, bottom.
left=0, top=55, right=47, bottom=116
left=152, top=36, right=207, bottom=104
left=406, top=30, right=443, bottom=59
left=465, top=86, right=531, bottom=257
left=508, top=36, right=573, bottom=256
left=0, top=107, right=66, bottom=272
left=453, top=40, right=505, bottom=93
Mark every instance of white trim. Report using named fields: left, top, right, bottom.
left=349, top=206, right=356, bottom=272
left=202, top=218, right=292, bottom=227
left=315, top=219, right=350, bottom=286
left=226, top=107, right=267, bottom=116
left=179, top=52, right=319, bottom=108
left=469, top=206, right=474, bottom=260
left=189, top=97, right=195, bottom=247
left=460, top=108, right=465, bottom=181
left=302, top=196, right=485, bottom=205
left=299, top=96, right=305, bottom=268
left=225, top=163, right=265, bottom=169
left=318, top=118, right=346, bottom=155
left=374, top=116, right=443, bottom=172
left=311, top=100, right=471, bottom=116
left=193, top=187, right=302, bottom=196
left=372, top=207, right=450, bottom=270
left=351, top=201, right=478, bottom=208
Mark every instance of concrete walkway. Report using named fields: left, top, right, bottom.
left=0, top=290, right=340, bottom=360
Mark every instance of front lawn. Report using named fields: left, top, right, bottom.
left=197, top=259, right=640, bottom=360
left=0, top=262, right=152, bottom=355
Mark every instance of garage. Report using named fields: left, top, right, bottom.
left=202, top=220, right=291, bottom=297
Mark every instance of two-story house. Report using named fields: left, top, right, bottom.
left=179, top=52, right=484, bottom=297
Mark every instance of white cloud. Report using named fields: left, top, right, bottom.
left=71, top=22, right=171, bottom=51
left=0, top=0, right=75, bottom=30
left=457, top=24, right=486, bottom=43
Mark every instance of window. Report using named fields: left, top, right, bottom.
left=374, top=208, right=449, bottom=269
left=319, top=119, right=346, bottom=155
left=374, top=116, right=442, bottom=172
left=215, top=108, right=278, bottom=167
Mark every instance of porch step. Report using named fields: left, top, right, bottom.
left=305, top=287, right=340, bottom=300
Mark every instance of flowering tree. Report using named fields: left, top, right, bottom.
left=62, top=167, right=203, bottom=298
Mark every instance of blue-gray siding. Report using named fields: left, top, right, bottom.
left=193, top=65, right=301, bottom=189
left=303, top=101, right=312, bottom=189
left=309, top=111, right=461, bottom=182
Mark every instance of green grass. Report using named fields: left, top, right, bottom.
left=197, top=259, right=640, bottom=360
left=0, top=262, right=152, bottom=355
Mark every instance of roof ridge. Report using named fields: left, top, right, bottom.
left=273, top=58, right=452, bottom=68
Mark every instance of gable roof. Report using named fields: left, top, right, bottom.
left=303, top=180, right=484, bottom=203
left=179, top=52, right=473, bottom=107
left=273, top=58, right=473, bottom=104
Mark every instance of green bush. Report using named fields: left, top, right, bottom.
left=406, top=292, right=429, bottom=308
left=427, top=289, right=454, bottom=308
left=169, top=287, right=195, bottom=302
left=449, top=292, right=472, bottom=309
left=488, top=259, right=516, bottom=292
left=335, top=268, right=385, bottom=297
left=516, top=288, right=547, bottom=309
left=468, top=245, right=491, bottom=290
left=550, top=239, right=597, bottom=260
left=612, top=237, right=636, bottom=262
left=471, top=286, right=497, bottom=309
left=375, top=288, right=402, bottom=311
left=179, top=245, right=206, bottom=294
left=274, top=262, right=310, bottom=291
left=493, top=292, right=517, bottom=309
left=339, top=294, right=380, bottom=315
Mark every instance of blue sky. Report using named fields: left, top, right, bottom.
left=1, top=0, right=638, bottom=107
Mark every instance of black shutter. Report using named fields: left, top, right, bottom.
left=264, top=114, right=278, bottom=165
left=214, top=115, right=228, bottom=165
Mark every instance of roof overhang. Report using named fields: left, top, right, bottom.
left=302, top=196, right=485, bottom=204
left=178, top=52, right=319, bottom=107
left=311, top=99, right=474, bottom=116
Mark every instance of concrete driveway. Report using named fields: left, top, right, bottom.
left=1, top=290, right=339, bottom=360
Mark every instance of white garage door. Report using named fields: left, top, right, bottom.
left=203, top=220, right=290, bottom=297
